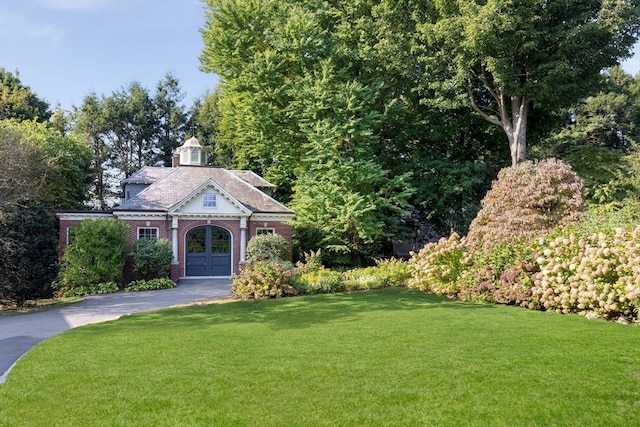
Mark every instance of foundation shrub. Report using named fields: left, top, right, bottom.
left=125, top=278, right=176, bottom=292
left=130, top=238, right=173, bottom=279
left=232, top=261, right=296, bottom=299
left=245, top=234, right=290, bottom=263
left=57, top=218, right=129, bottom=296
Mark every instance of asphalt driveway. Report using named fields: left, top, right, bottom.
left=0, top=278, right=232, bottom=383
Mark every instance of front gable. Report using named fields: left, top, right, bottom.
left=169, top=178, right=251, bottom=216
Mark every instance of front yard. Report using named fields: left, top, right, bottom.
left=1, top=288, right=638, bottom=426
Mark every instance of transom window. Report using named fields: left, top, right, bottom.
left=256, top=227, right=275, bottom=236
left=137, top=227, right=158, bottom=240
left=203, top=194, right=217, bottom=208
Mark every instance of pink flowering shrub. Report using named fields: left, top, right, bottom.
left=457, top=241, right=536, bottom=306
left=408, top=225, right=640, bottom=322
left=466, top=159, right=584, bottom=251
left=232, top=262, right=296, bottom=299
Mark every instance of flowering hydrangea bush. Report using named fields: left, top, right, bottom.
left=231, top=262, right=296, bottom=299
left=407, top=233, right=468, bottom=296
left=407, top=225, right=640, bottom=322
left=529, top=227, right=640, bottom=320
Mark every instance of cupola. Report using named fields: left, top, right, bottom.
left=175, top=136, right=207, bottom=166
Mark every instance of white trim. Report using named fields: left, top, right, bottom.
left=56, top=212, right=113, bottom=221
left=256, top=227, right=275, bottom=235
left=169, top=178, right=252, bottom=215
left=251, top=213, right=295, bottom=222
left=137, top=227, right=159, bottom=240
left=113, top=212, right=167, bottom=220
left=202, top=193, right=218, bottom=209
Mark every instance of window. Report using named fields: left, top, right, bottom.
left=202, top=194, right=217, bottom=208
left=256, top=227, right=275, bottom=236
left=137, top=227, right=158, bottom=240
left=190, top=149, right=200, bottom=163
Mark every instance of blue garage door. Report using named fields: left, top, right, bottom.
left=186, top=226, right=231, bottom=276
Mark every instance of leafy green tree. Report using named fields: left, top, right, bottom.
left=0, top=119, right=93, bottom=210
left=0, top=68, right=51, bottom=122
left=0, top=200, right=59, bottom=305
left=58, top=219, right=130, bottom=292
left=540, top=68, right=640, bottom=204
left=417, top=0, right=640, bottom=166
left=0, top=121, right=46, bottom=209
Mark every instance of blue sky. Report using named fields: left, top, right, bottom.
left=0, top=0, right=218, bottom=112
left=0, top=0, right=639, bottom=113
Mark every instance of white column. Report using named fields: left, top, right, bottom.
left=240, top=217, right=248, bottom=263
left=171, top=215, right=179, bottom=264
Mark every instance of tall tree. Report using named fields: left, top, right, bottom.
left=74, top=94, right=112, bottom=209
left=417, top=0, right=640, bottom=166
left=542, top=67, right=640, bottom=204
left=103, top=82, right=159, bottom=178
left=154, top=73, right=189, bottom=166
left=0, top=68, right=51, bottom=122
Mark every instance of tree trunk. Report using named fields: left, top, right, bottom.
left=468, top=82, right=530, bottom=167
left=507, top=96, right=528, bottom=167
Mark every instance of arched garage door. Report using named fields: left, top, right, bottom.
left=186, top=226, right=231, bottom=276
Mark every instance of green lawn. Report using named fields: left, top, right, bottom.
left=1, top=288, right=639, bottom=426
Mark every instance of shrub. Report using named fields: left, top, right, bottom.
left=232, top=261, right=296, bottom=299
left=457, top=240, right=536, bottom=306
left=342, top=258, right=410, bottom=290
left=57, top=218, right=129, bottom=295
left=407, top=223, right=640, bottom=322
left=0, top=201, right=59, bottom=305
left=407, top=233, right=468, bottom=296
left=130, top=238, right=173, bottom=279
left=292, top=269, right=344, bottom=294
left=62, top=282, right=118, bottom=297
left=466, top=158, right=584, bottom=250
left=125, top=278, right=176, bottom=292
left=245, top=234, right=290, bottom=263
left=529, top=226, right=640, bottom=320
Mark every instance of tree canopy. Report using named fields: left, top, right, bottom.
left=417, top=0, right=640, bottom=166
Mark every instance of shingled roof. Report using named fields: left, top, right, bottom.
left=115, top=166, right=293, bottom=214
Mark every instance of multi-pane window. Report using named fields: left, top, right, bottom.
left=203, top=194, right=217, bottom=208
left=137, top=227, right=158, bottom=240
left=256, top=228, right=275, bottom=236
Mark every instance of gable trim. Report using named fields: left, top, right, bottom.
left=168, top=178, right=252, bottom=215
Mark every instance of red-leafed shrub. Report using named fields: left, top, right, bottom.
left=466, top=158, right=584, bottom=250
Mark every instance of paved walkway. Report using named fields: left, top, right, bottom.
left=0, top=278, right=232, bottom=383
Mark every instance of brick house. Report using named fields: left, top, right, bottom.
left=57, top=137, right=295, bottom=282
